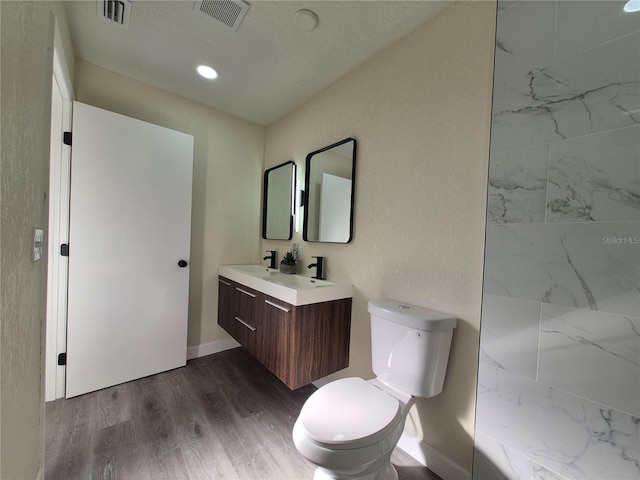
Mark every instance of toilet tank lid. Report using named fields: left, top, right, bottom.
left=368, top=299, right=456, bottom=331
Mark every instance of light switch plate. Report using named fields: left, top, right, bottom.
left=33, top=228, right=44, bottom=262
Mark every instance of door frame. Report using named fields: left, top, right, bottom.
left=45, top=20, right=73, bottom=401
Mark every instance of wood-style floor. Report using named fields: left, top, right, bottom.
left=45, top=347, right=441, bottom=480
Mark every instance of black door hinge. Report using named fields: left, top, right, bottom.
left=63, top=131, right=72, bottom=146
left=60, top=243, right=69, bottom=256
left=57, top=352, right=67, bottom=366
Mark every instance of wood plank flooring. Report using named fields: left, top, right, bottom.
left=45, top=347, right=441, bottom=480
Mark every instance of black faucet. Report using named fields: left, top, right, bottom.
left=307, top=256, right=324, bottom=280
left=263, top=250, right=277, bottom=269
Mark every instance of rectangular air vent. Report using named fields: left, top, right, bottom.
left=195, top=0, right=249, bottom=31
left=99, top=0, right=132, bottom=29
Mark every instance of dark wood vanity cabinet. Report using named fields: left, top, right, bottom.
left=217, top=276, right=351, bottom=389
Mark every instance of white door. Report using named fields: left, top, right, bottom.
left=66, top=102, right=193, bottom=398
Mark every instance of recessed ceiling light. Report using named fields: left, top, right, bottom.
left=197, top=64, right=218, bottom=79
left=295, top=9, right=318, bottom=31
left=624, top=0, right=640, bottom=12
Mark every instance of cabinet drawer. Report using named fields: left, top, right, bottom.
left=264, top=298, right=291, bottom=313
left=236, top=286, right=257, bottom=298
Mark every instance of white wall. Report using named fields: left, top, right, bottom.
left=263, top=1, right=496, bottom=471
left=74, top=60, right=265, bottom=350
left=0, top=1, right=73, bottom=478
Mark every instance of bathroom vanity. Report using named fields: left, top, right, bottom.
left=218, top=265, right=353, bottom=389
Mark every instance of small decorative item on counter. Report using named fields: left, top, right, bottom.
left=279, top=250, right=297, bottom=274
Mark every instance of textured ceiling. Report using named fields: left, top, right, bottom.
left=65, top=1, right=451, bottom=126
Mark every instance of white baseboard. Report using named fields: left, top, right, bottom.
left=187, top=338, right=240, bottom=360
left=397, top=431, right=471, bottom=480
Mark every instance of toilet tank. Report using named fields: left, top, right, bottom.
left=368, top=299, right=456, bottom=398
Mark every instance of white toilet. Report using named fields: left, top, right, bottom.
left=292, top=298, right=456, bottom=480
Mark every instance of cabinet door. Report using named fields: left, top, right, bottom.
left=235, top=285, right=259, bottom=355
left=217, top=277, right=237, bottom=339
left=260, top=296, right=294, bottom=383
left=290, top=298, right=352, bottom=389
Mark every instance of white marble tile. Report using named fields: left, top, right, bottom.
left=478, top=3, right=640, bottom=479
left=538, top=304, right=640, bottom=417
left=483, top=222, right=640, bottom=317
left=531, top=463, right=569, bottom=480
left=488, top=144, right=549, bottom=224
left=474, top=431, right=532, bottom=480
left=494, top=1, right=556, bottom=74
left=529, top=32, right=640, bottom=139
left=476, top=364, right=640, bottom=479
left=497, top=0, right=522, bottom=12
left=546, top=126, right=640, bottom=223
left=480, top=294, right=540, bottom=379
left=491, top=1, right=556, bottom=124
left=491, top=32, right=640, bottom=153
left=556, top=1, right=640, bottom=60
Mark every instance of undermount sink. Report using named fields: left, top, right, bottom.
left=219, top=264, right=353, bottom=306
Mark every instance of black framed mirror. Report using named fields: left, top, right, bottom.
left=303, top=138, right=357, bottom=243
left=262, top=160, right=296, bottom=240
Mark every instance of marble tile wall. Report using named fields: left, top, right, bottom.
left=474, top=2, right=640, bottom=479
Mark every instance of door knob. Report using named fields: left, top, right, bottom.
left=178, top=260, right=188, bottom=268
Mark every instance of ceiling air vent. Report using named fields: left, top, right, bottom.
left=98, top=0, right=132, bottom=29
left=195, top=0, right=250, bottom=31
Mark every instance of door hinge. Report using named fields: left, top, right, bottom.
left=63, top=131, right=72, bottom=146
left=60, top=243, right=69, bottom=256
left=57, top=352, right=67, bottom=366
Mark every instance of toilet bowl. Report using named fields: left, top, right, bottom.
left=293, top=377, right=414, bottom=480
left=293, top=299, right=456, bottom=480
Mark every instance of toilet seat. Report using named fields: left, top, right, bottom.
left=297, top=377, right=401, bottom=450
